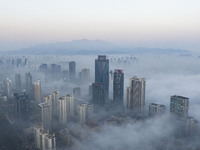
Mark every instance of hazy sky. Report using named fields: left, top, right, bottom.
left=0, top=0, right=200, bottom=51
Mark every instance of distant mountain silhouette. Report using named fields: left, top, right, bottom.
left=6, top=39, right=190, bottom=55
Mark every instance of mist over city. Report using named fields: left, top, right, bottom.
left=1, top=0, right=200, bottom=150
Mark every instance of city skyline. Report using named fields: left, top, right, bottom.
left=1, top=0, right=200, bottom=149
left=1, top=53, right=200, bottom=150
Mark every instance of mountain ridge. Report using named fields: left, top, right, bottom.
left=3, top=39, right=190, bottom=55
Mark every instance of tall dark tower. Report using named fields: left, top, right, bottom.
left=92, top=82, right=105, bottom=105
left=14, top=92, right=29, bottom=126
left=95, top=55, right=109, bottom=100
left=69, top=61, right=76, bottom=81
left=113, top=69, right=124, bottom=104
left=15, top=74, right=21, bottom=92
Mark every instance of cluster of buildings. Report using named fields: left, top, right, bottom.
left=0, top=54, right=199, bottom=150
left=38, top=61, right=90, bottom=83
left=110, top=56, right=137, bottom=64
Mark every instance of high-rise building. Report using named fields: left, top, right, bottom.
left=78, top=103, right=87, bottom=124
left=26, top=72, right=33, bottom=96
left=38, top=103, right=52, bottom=131
left=4, top=78, right=11, bottom=97
left=73, top=87, right=81, bottom=99
left=44, top=95, right=52, bottom=103
left=126, top=76, right=146, bottom=112
left=14, top=92, right=29, bottom=123
left=92, top=82, right=105, bottom=105
left=87, top=104, right=93, bottom=121
left=15, top=74, right=21, bottom=92
left=51, top=64, right=61, bottom=79
left=58, top=96, right=67, bottom=125
left=80, top=68, right=90, bottom=83
left=52, top=91, right=59, bottom=117
left=69, top=61, right=76, bottom=81
left=44, top=94, right=52, bottom=116
left=34, top=80, right=41, bottom=101
left=67, top=94, right=74, bottom=118
left=170, top=95, right=189, bottom=120
left=34, top=125, right=43, bottom=149
left=95, top=55, right=109, bottom=100
left=113, top=69, right=124, bottom=104
left=186, top=117, right=198, bottom=136
left=34, top=125, right=56, bottom=150
left=45, top=133, right=56, bottom=150
left=16, top=58, right=22, bottom=67
left=149, top=103, right=166, bottom=117
left=51, top=64, right=61, bottom=73
left=77, top=103, right=93, bottom=124
left=39, top=64, right=48, bottom=73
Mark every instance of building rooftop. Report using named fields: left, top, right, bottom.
left=114, top=69, right=123, bottom=73
left=97, top=55, right=108, bottom=61
left=59, top=96, right=66, bottom=101
left=130, top=76, right=145, bottom=81
left=150, top=103, right=166, bottom=107
left=171, top=95, right=189, bottom=100
left=38, top=102, right=49, bottom=108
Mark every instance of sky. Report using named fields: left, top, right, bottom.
left=0, top=0, right=200, bottom=51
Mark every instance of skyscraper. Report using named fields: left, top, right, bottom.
left=69, top=61, right=76, bottom=81
left=16, top=58, right=22, bottom=67
left=51, top=64, right=58, bottom=73
left=95, top=55, right=109, bottom=100
left=149, top=103, right=166, bottom=117
left=39, top=64, right=48, bottom=73
left=44, top=94, right=52, bottom=116
left=80, top=68, right=90, bottom=83
left=34, top=125, right=56, bottom=150
left=170, top=95, right=189, bottom=120
left=77, top=103, right=93, bottom=124
left=92, top=82, right=105, bottom=106
left=186, top=117, right=198, bottom=136
left=113, top=69, right=124, bottom=104
left=126, top=76, right=146, bottom=112
left=14, top=92, right=29, bottom=123
left=52, top=91, right=59, bottom=117
left=4, top=78, right=11, bottom=97
left=34, top=80, right=41, bottom=101
left=38, top=103, right=52, bottom=131
left=67, top=94, right=74, bottom=118
left=51, top=64, right=61, bottom=79
left=26, top=72, right=33, bottom=96
left=15, top=74, right=21, bottom=92
left=58, top=96, right=67, bottom=125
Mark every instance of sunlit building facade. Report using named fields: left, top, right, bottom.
left=34, top=80, right=41, bottom=101
left=126, top=76, right=146, bottom=112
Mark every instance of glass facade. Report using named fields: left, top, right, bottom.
left=170, top=95, right=189, bottom=119
left=113, top=69, right=124, bottom=104
left=95, top=55, right=109, bottom=100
